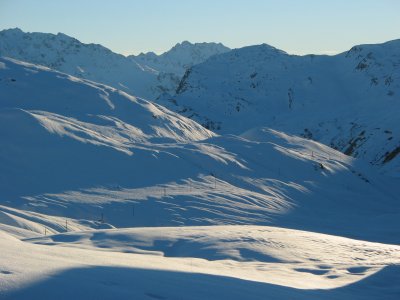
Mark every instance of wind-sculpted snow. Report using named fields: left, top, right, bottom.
left=167, top=40, right=400, bottom=175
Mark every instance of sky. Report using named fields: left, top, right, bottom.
left=0, top=0, right=399, bottom=56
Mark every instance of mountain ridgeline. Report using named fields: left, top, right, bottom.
left=0, top=28, right=230, bottom=99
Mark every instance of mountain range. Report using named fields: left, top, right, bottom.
left=0, top=28, right=230, bottom=99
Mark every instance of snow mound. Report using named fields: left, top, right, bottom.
left=28, top=225, right=400, bottom=268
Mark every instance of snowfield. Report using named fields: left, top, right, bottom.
left=0, top=37, right=399, bottom=299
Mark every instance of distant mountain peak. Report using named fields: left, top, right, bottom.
left=130, top=41, right=231, bottom=76
left=174, top=40, right=192, bottom=47
left=1, top=27, right=23, bottom=33
left=55, top=32, right=75, bottom=40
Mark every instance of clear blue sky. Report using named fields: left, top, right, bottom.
left=1, top=0, right=399, bottom=55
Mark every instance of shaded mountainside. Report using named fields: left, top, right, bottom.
left=164, top=40, right=400, bottom=176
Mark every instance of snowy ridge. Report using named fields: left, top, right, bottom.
left=0, top=28, right=160, bottom=99
left=165, top=40, right=400, bottom=175
left=0, top=57, right=213, bottom=143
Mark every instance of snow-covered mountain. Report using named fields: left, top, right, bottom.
left=1, top=55, right=400, bottom=299
left=0, top=28, right=230, bottom=99
left=1, top=30, right=400, bottom=299
left=163, top=40, right=400, bottom=176
left=130, top=41, right=230, bottom=76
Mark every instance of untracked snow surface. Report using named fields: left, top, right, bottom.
left=1, top=227, right=400, bottom=299
left=0, top=48, right=399, bottom=299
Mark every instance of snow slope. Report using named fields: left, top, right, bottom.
left=165, top=40, right=400, bottom=175
left=0, top=28, right=230, bottom=99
